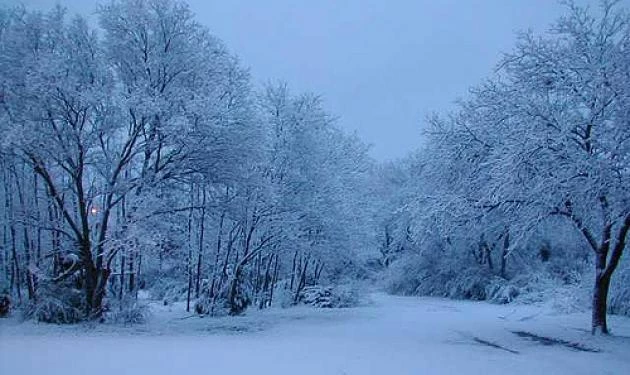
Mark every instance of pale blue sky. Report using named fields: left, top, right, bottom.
left=7, top=0, right=604, bottom=160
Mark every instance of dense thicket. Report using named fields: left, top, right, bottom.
left=0, top=0, right=376, bottom=321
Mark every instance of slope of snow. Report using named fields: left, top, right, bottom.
left=1, top=294, right=629, bottom=375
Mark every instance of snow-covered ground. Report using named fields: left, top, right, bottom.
left=1, top=294, right=629, bottom=375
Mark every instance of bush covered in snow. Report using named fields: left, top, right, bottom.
left=295, top=284, right=362, bottom=308
left=104, top=299, right=151, bottom=325
left=24, top=282, right=86, bottom=324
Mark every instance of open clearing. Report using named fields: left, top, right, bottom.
left=1, top=294, right=629, bottom=375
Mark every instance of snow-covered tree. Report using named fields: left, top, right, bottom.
left=413, top=0, right=630, bottom=334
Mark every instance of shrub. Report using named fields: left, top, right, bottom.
left=330, top=283, right=362, bottom=308
left=487, top=283, right=520, bottom=304
left=296, top=284, right=362, bottom=308
left=194, top=278, right=253, bottom=316
left=274, top=281, right=296, bottom=308
left=104, top=299, right=151, bottom=325
left=24, top=283, right=85, bottom=324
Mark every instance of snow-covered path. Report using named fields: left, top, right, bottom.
left=2, top=294, right=629, bottom=375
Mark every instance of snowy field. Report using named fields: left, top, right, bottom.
left=1, top=294, right=629, bottom=375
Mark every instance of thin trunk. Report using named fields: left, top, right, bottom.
left=185, top=184, right=194, bottom=313
left=256, top=253, right=273, bottom=310
left=269, top=253, right=279, bottom=306
left=1, top=162, right=7, bottom=288
left=119, top=251, right=125, bottom=301
left=500, top=230, right=509, bottom=278
left=10, top=226, right=21, bottom=304
left=5, top=173, right=21, bottom=303
left=259, top=253, right=274, bottom=309
left=34, top=171, right=42, bottom=265
left=13, top=172, right=35, bottom=300
left=219, top=227, right=235, bottom=291
left=1, top=218, right=7, bottom=288
left=195, top=188, right=206, bottom=298
left=128, top=250, right=135, bottom=293
left=33, top=171, right=41, bottom=297
left=485, top=244, right=494, bottom=272
left=289, top=250, right=298, bottom=291
left=294, top=255, right=310, bottom=303
left=209, top=211, right=225, bottom=299
left=136, top=254, right=142, bottom=298
left=254, top=251, right=262, bottom=297
left=315, top=262, right=324, bottom=282
left=48, top=202, right=60, bottom=276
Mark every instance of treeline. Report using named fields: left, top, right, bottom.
left=0, top=0, right=376, bottom=321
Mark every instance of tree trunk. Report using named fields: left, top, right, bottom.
left=128, top=250, right=135, bottom=293
left=90, top=268, right=111, bottom=319
left=5, top=176, right=21, bottom=303
left=119, top=251, right=125, bottom=301
left=195, top=188, right=206, bottom=298
left=254, top=251, right=262, bottom=298
left=14, top=172, right=35, bottom=300
left=591, top=270, right=611, bottom=335
left=269, top=254, right=279, bottom=306
left=186, top=184, right=194, bottom=312
left=591, top=215, right=630, bottom=334
left=80, top=230, right=110, bottom=319
left=289, top=251, right=298, bottom=291
left=500, top=230, right=509, bottom=278
left=32, top=171, right=41, bottom=298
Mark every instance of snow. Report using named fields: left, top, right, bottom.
left=1, top=294, right=629, bottom=375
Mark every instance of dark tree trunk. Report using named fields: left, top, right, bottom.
left=209, top=211, right=225, bottom=299
left=84, top=261, right=104, bottom=318
left=500, top=230, right=509, bottom=278
left=48, top=203, right=61, bottom=277
left=592, top=265, right=611, bottom=335
left=186, top=193, right=194, bottom=313
left=484, top=243, right=494, bottom=272
left=294, top=254, right=310, bottom=304
left=119, top=251, right=125, bottom=301
left=289, top=251, right=297, bottom=290
left=195, top=188, right=206, bottom=298
left=128, top=250, right=135, bottom=293
left=259, top=254, right=274, bottom=309
left=254, top=251, right=262, bottom=297
left=10, top=227, right=21, bottom=304
left=591, top=215, right=630, bottom=334
left=136, top=254, right=142, bottom=297
left=14, top=172, right=35, bottom=300
left=5, top=180, right=21, bottom=303
left=561, top=201, right=630, bottom=335
left=269, top=253, right=279, bottom=306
